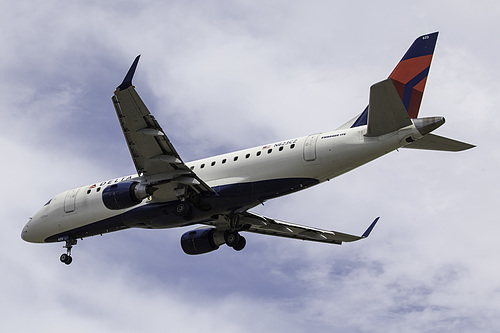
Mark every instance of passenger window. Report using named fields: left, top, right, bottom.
left=190, top=166, right=194, bottom=170
left=222, top=159, right=227, bottom=164
left=211, top=161, right=216, bottom=166
left=279, top=146, right=284, bottom=151
left=256, top=151, right=261, bottom=156
left=201, top=163, right=205, bottom=169
left=234, top=156, right=238, bottom=161
left=245, top=153, right=250, bottom=159
left=267, top=149, right=272, bottom=154
left=290, top=144, right=295, bottom=149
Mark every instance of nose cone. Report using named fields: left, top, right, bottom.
left=21, top=218, right=45, bottom=243
left=21, top=220, right=31, bottom=242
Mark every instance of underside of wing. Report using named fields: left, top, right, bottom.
left=112, top=56, right=214, bottom=201
left=237, top=212, right=379, bottom=245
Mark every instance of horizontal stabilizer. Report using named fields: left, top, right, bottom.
left=404, top=134, right=475, bottom=151
left=366, top=79, right=412, bottom=136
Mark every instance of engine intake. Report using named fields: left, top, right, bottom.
left=102, top=181, right=152, bottom=210
left=180, top=228, right=225, bottom=255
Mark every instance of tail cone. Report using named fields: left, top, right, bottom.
left=413, top=117, right=445, bottom=136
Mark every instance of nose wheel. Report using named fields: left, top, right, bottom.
left=60, top=239, right=77, bottom=265
left=60, top=253, right=72, bottom=265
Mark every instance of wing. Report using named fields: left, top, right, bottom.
left=111, top=56, right=214, bottom=201
left=237, top=211, right=379, bottom=245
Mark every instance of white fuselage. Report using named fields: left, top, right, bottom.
left=22, top=122, right=421, bottom=244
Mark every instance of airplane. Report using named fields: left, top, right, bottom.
left=22, top=32, right=474, bottom=265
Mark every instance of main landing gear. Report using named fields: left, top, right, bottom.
left=225, top=231, right=246, bottom=251
left=60, top=239, right=77, bottom=265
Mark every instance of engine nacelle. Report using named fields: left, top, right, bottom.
left=180, top=228, right=225, bottom=255
left=102, top=181, right=151, bottom=210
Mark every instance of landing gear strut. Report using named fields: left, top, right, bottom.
left=60, top=239, right=77, bottom=265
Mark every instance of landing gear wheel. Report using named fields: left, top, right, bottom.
left=176, top=202, right=193, bottom=219
left=60, top=239, right=77, bottom=265
left=60, top=253, right=73, bottom=265
left=224, top=231, right=241, bottom=248
left=232, top=236, right=246, bottom=251
left=176, top=202, right=187, bottom=214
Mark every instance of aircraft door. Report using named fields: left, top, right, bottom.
left=64, top=188, right=80, bottom=213
left=303, top=134, right=320, bottom=161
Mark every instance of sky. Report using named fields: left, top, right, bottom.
left=1, top=0, right=499, bottom=332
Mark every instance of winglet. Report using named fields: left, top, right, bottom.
left=362, top=217, right=379, bottom=238
left=117, top=55, right=141, bottom=91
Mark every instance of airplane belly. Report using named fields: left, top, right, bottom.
left=250, top=177, right=319, bottom=201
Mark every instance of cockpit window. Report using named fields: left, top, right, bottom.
left=44, top=199, right=52, bottom=206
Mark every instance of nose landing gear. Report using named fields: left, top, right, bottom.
left=60, top=239, right=77, bottom=265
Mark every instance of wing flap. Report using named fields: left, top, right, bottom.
left=238, top=212, right=379, bottom=245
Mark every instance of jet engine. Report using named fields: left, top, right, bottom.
left=180, top=228, right=226, bottom=255
left=102, top=181, right=153, bottom=210
left=180, top=228, right=247, bottom=255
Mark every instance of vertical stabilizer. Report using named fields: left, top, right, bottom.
left=389, top=32, right=438, bottom=119
left=348, top=32, right=439, bottom=130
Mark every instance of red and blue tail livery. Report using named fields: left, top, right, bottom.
left=389, top=32, right=438, bottom=119
left=351, top=32, right=438, bottom=128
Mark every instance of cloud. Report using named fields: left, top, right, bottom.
left=2, top=0, right=500, bottom=332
